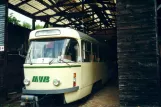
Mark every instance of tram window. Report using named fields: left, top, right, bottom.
left=92, top=44, right=100, bottom=62
left=65, top=39, right=79, bottom=62
left=92, top=44, right=97, bottom=62
left=97, top=46, right=100, bottom=62
left=99, top=47, right=103, bottom=62
left=81, top=41, right=91, bottom=62
left=44, top=42, right=54, bottom=58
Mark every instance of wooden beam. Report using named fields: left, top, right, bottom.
left=8, top=3, right=34, bottom=19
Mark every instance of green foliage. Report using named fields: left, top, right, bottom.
left=22, top=22, right=31, bottom=29
left=8, top=13, right=21, bottom=26
left=48, top=24, right=53, bottom=28
left=35, top=24, right=43, bottom=29
left=8, top=13, right=45, bottom=30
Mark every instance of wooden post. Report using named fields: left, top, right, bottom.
left=32, top=19, right=35, bottom=30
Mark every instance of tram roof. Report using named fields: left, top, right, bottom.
left=29, top=27, right=101, bottom=44
left=8, top=0, right=116, bottom=35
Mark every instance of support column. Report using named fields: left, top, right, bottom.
left=32, top=19, right=35, bottom=30
left=0, top=0, right=8, bottom=104
left=44, top=22, right=49, bottom=28
left=117, top=0, right=161, bottom=106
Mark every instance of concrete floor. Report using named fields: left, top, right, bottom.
left=3, top=79, right=119, bottom=107
left=77, top=79, right=119, bottom=107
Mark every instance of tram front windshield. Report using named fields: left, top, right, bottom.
left=25, top=38, right=79, bottom=64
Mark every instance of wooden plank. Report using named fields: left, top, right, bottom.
left=117, top=0, right=160, bottom=106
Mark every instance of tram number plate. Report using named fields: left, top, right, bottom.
left=0, top=46, right=4, bottom=51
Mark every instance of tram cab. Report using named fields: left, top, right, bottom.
left=21, top=27, right=109, bottom=105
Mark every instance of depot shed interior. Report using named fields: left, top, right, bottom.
left=1, top=0, right=161, bottom=106
left=5, top=0, right=117, bottom=93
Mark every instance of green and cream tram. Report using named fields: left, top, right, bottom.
left=21, top=27, right=109, bottom=105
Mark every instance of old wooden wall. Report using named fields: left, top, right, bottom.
left=117, top=0, right=161, bottom=106
left=0, top=0, right=7, bottom=103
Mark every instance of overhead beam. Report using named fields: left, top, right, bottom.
left=36, top=7, right=91, bottom=20
left=35, top=11, right=83, bottom=18
left=15, top=0, right=29, bottom=7
left=89, top=4, right=109, bottom=27
left=88, top=23, right=104, bottom=29
left=91, top=27, right=116, bottom=31
left=57, top=1, right=116, bottom=7
left=33, top=0, right=81, bottom=15
left=33, top=1, right=115, bottom=16
left=65, top=13, right=97, bottom=26
left=38, top=0, right=67, bottom=25
left=35, top=11, right=97, bottom=19
left=68, top=21, right=102, bottom=26
left=52, top=7, right=91, bottom=23
left=102, top=3, right=114, bottom=27
left=8, top=3, right=34, bottom=19
left=35, top=9, right=115, bottom=18
left=48, top=0, right=76, bottom=27
left=53, top=16, right=63, bottom=24
left=38, top=0, right=77, bottom=27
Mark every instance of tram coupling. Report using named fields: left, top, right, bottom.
left=20, top=95, right=39, bottom=107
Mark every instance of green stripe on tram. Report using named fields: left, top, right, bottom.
left=24, top=65, right=81, bottom=68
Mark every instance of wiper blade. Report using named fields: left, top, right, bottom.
left=60, top=58, right=70, bottom=67
left=49, top=59, right=54, bottom=65
left=49, top=57, right=70, bottom=67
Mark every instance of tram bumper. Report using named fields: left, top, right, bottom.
left=21, top=87, right=79, bottom=105
left=22, top=86, right=79, bottom=94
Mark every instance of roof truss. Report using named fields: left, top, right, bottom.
left=8, top=0, right=116, bottom=34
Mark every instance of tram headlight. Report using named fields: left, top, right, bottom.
left=53, top=79, right=60, bottom=86
left=23, top=79, right=30, bottom=86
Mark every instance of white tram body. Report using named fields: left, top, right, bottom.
left=22, top=27, right=110, bottom=104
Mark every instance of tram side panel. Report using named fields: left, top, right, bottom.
left=80, top=63, right=94, bottom=99
left=79, top=62, right=108, bottom=98
left=65, top=62, right=108, bottom=103
left=64, top=65, right=82, bottom=103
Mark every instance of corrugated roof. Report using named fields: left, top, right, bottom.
left=8, top=0, right=116, bottom=35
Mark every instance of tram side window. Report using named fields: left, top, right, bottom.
left=81, top=41, right=91, bottom=62
left=92, top=44, right=99, bottom=62
left=65, top=39, right=79, bottom=62
left=99, top=47, right=104, bottom=62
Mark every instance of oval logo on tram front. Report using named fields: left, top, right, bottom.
left=32, top=76, right=50, bottom=83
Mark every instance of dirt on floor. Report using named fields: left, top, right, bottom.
left=78, top=79, right=119, bottom=107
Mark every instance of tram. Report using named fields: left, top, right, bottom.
left=20, top=27, right=110, bottom=106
